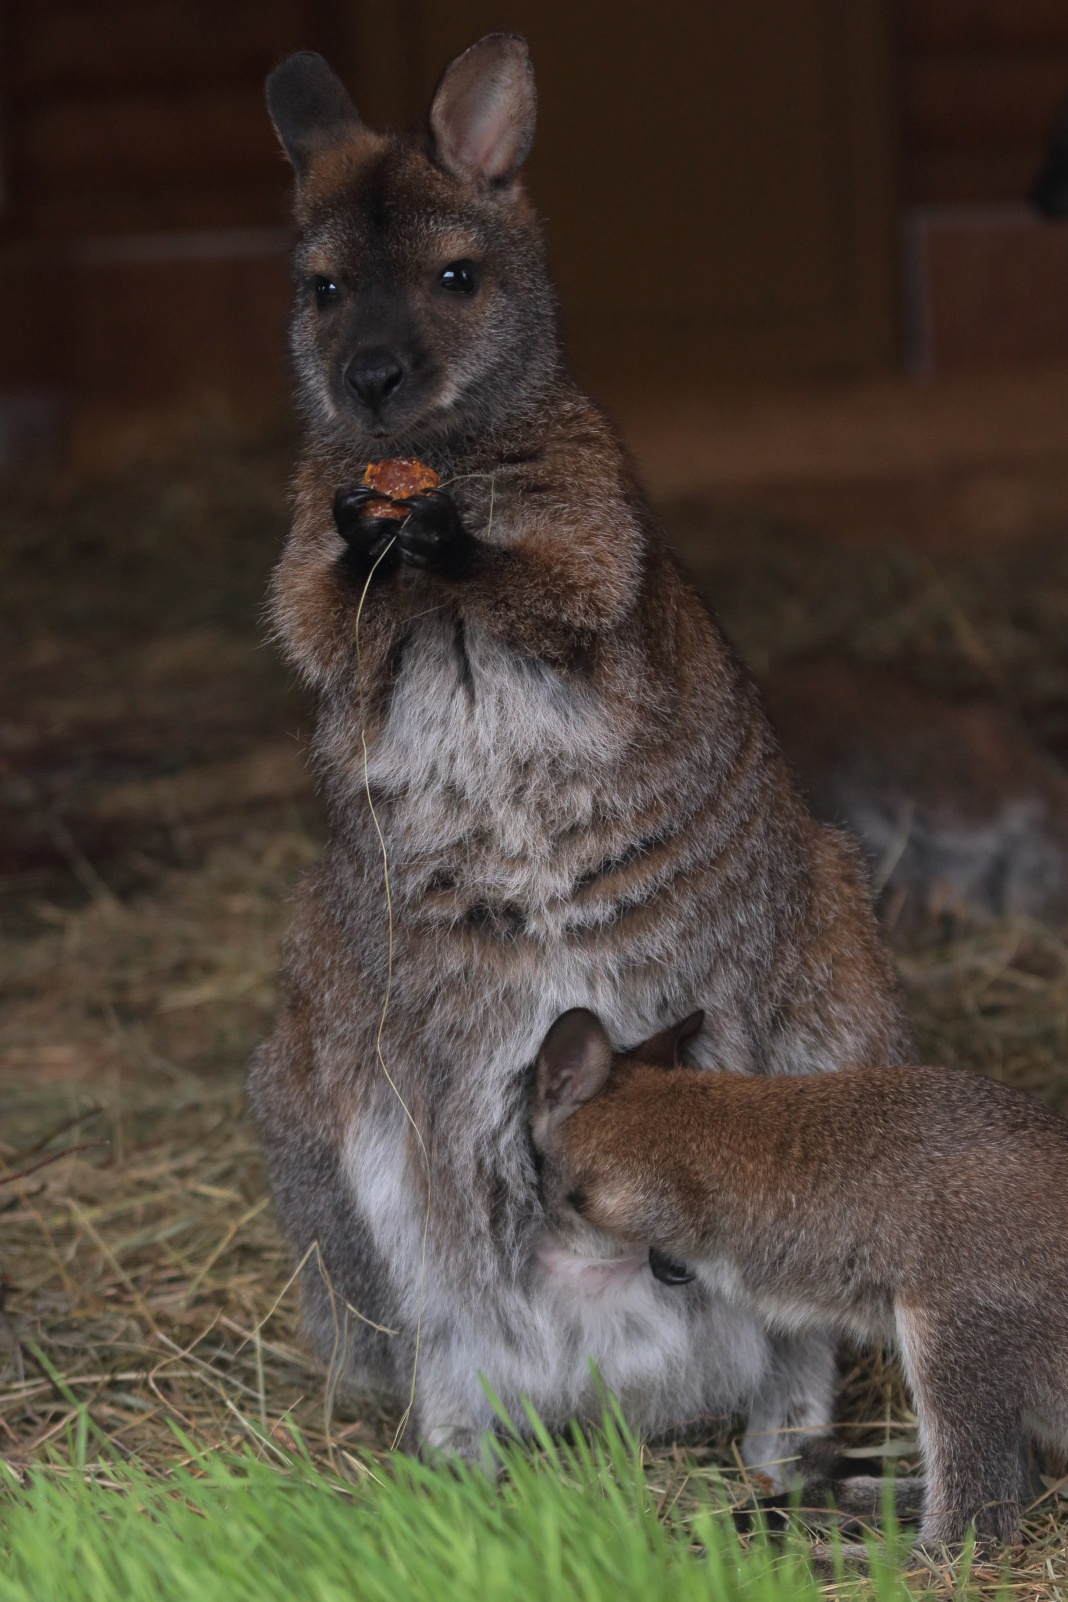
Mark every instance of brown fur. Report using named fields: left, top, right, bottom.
left=249, top=37, right=907, bottom=1459
left=533, top=1010, right=1068, bottom=1549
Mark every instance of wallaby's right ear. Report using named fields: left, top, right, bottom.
left=532, top=1009, right=613, bottom=1142
left=266, top=52, right=362, bottom=178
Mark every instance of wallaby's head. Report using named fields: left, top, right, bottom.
left=266, top=34, right=558, bottom=451
left=531, top=1008, right=704, bottom=1248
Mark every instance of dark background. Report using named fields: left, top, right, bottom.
left=3, top=0, right=1068, bottom=449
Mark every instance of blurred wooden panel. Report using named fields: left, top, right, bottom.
left=21, top=88, right=278, bottom=184
left=350, top=0, right=899, bottom=384
left=0, top=248, right=292, bottom=409
left=1, top=0, right=311, bottom=237
left=906, top=211, right=1068, bottom=372
left=0, top=0, right=900, bottom=415
left=9, top=2, right=306, bottom=95
left=902, top=0, right=1068, bottom=49
left=909, top=150, right=1048, bottom=208
left=907, top=57, right=1068, bottom=146
left=901, top=0, right=1068, bottom=204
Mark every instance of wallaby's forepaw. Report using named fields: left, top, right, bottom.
left=393, top=488, right=472, bottom=576
left=332, top=484, right=403, bottom=569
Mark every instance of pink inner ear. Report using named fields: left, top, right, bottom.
left=451, top=83, right=520, bottom=179
left=545, top=1070, right=575, bottom=1111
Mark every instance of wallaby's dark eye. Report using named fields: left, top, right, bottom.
left=437, top=260, right=478, bottom=295
left=313, top=276, right=340, bottom=308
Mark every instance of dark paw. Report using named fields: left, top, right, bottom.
left=393, top=488, right=471, bottom=576
left=332, top=485, right=402, bottom=571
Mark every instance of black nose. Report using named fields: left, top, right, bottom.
left=345, top=349, right=404, bottom=409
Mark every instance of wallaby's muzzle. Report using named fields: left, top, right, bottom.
left=344, top=348, right=405, bottom=412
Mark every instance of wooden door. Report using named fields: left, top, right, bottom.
left=343, top=0, right=900, bottom=387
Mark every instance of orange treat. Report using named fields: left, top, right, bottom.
left=359, top=458, right=440, bottom=519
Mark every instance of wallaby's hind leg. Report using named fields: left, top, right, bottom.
left=897, top=1306, right=1024, bottom=1550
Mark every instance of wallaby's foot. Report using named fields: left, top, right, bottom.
left=419, top=1422, right=500, bottom=1477
left=393, top=488, right=472, bottom=576
left=806, top=1540, right=870, bottom=1579
left=751, top=1436, right=926, bottom=1538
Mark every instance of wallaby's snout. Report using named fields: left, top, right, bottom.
left=344, top=346, right=406, bottom=414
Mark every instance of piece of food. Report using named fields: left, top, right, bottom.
left=359, top=458, right=440, bottom=519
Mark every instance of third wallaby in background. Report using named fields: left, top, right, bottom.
left=532, top=1009, right=1068, bottom=1549
left=249, top=33, right=908, bottom=1467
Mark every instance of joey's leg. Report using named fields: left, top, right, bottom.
left=914, top=1394, right=1023, bottom=1552
left=742, top=1329, right=838, bottom=1492
left=745, top=1331, right=927, bottom=1529
left=897, top=1310, right=1024, bottom=1551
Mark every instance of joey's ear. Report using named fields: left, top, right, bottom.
left=623, top=1010, right=705, bottom=1068
left=266, top=52, right=362, bottom=177
left=429, top=33, right=536, bottom=185
left=532, top=1009, right=613, bottom=1138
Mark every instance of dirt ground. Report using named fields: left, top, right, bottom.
left=3, top=380, right=1068, bottom=1587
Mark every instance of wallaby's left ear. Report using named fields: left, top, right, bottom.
left=623, top=1011, right=705, bottom=1068
left=532, top=1009, right=613, bottom=1141
left=429, top=33, right=536, bottom=185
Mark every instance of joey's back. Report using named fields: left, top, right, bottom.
left=542, top=1050, right=1068, bottom=1315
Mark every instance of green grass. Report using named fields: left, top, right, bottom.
left=0, top=1414, right=921, bottom=1602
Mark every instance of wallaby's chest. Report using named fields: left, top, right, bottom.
left=365, top=613, right=621, bottom=862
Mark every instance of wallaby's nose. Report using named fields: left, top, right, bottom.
left=345, top=349, right=405, bottom=409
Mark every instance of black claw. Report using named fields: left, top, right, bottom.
left=332, top=484, right=401, bottom=570
left=393, top=487, right=471, bottom=576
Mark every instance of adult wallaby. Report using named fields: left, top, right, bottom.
left=248, top=33, right=908, bottom=1467
left=531, top=1008, right=1068, bottom=1549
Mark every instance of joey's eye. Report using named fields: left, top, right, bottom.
left=314, top=276, right=340, bottom=308
left=437, top=259, right=478, bottom=295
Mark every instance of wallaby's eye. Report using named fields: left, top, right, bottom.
left=313, top=276, right=340, bottom=308
left=437, top=260, right=478, bottom=295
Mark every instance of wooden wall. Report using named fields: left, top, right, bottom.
left=346, top=1, right=899, bottom=391
left=1, top=1, right=309, bottom=237
left=0, top=2, right=911, bottom=425
left=0, top=1, right=323, bottom=417
left=901, top=0, right=1068, bottom=204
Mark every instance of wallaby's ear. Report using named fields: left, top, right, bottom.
left=429, top=33, right=536, bottom=185
left=266, top=52, right=362, bottom=178
left=623, top=1011, right=705, bottom=1069
left=533, top=1009, right=613, bottom=1139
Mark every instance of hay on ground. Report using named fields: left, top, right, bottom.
left=2, top=433, right=1068, bottom=1593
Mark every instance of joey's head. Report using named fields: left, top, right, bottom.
left=531, top=1008, right=705, bottom=1254
left=266, top=34, right=558, bottom=451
